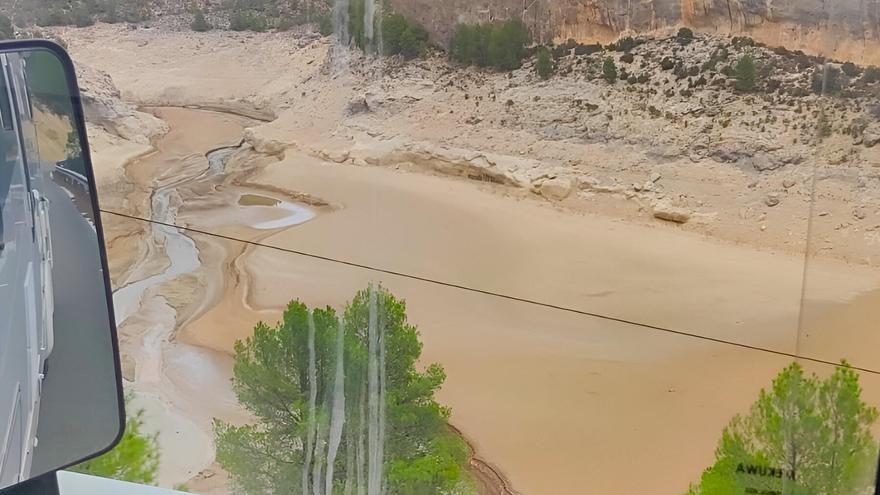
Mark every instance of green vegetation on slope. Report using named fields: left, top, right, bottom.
left=450, top=19, right=531, bottom=70
left=72, top=402, right=160, bottom=484
left=10, top=0, right=154, bottom=26
left=215, top=286, right=474, bottom=495
left=686, top=362, right=879, bottom=495
left=734, top=53, right=756, bottom=92
left=536, top=47, right=554, bottom=79
left=380, top=12, right=428, bottom=59
left=190, top=9, right=211, bottom=32
left=0, top=14, right=14, bottom=39
left=603, top=56, right=617, bottom=83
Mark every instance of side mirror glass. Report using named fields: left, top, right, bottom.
left=0, top=40, right=124, bottom=492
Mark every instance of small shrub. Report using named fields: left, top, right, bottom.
left=0, top=14, right=13, bottom=40
left=72, top=7, right=95, bottom=27
left=863, top=66, right=880, bottom=84
left=103, top=5, right=119, bottom=23
left=842, top=61, right=859, bottom=77
left=536, top=47, right=554, bottom=79
left=817, top=110, right=832, bottom=138
left=229, top=10, right=266, bottom=32
left=574, top=43, right=601, bottom=56
left=552, top=44, right=569, bottom=59
left=191, top=9, right=211, bottom=32
left=277, top=16, right=295, bottom=31
left=676, top=27, right=694, bottom=44
left=660, top=57, right=675, bottom=70
left=603, top=57, right=617, bottom=83
left=36, top=9, right=70, bottom=26
left=617, top=36, right=636, bottom=52
left=734, top=54, right=756, bottom=92
left=620, top=52, right=634, bottom=64
left=812, top=65, right=842, bottom=94
left=732, top=36, right=755, bottom=48
left=313, top=13, right=331, bottom=35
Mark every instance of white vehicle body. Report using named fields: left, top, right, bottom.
left=0, top=51, right=55, bottom=487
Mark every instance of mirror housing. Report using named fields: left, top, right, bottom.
left=0, top=39, right=124, bottom=493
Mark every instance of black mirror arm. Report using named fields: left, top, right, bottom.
left=1, top=473, right=58, bottom=495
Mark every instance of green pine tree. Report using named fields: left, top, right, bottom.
left=215, top=287, right=474, bottom=494
left=734, top=53, right=756, bottom=92
left=536, top=47, right=554, bottom=79
left=685, top=362, right=878, bottom=495
left=603, top=56, right=617, bottom=83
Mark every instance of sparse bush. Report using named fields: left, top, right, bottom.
left=620, top=52, right=634, bottom=64
left=382, top=13, right=428, bottom=59
left=660, top=57, right=675, bottom=70
left=603, top=57, right=617, bottom=83
left=536, top=47, right=554, bottom=79
left=191, top=9, right=211, bottom=32
left=734, top=54, right=756, bottom=92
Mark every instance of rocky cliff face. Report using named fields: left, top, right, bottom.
left=389, top=0, right=880, bottom=64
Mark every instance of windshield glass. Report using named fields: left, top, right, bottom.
left=3, top=1, right=880, bottom=494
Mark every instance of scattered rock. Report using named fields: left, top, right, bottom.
left=864, top=133, right=880, bottom=148
left=321, top=150, right=350, bottom=163
left=346, top=96, right=370, bottom=115
left=749, top=155, right=783, bottom=172
left=652, top=201, right=691, bottom=223
left=540, top=176, right=576, bottom=200
left=854, top=207, right=867, bottom=220
left=782, top=179, right=796, bottom=189
left=650, top=172, right=662, bottom=183
left=764, top=193, right=781, bottom=207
